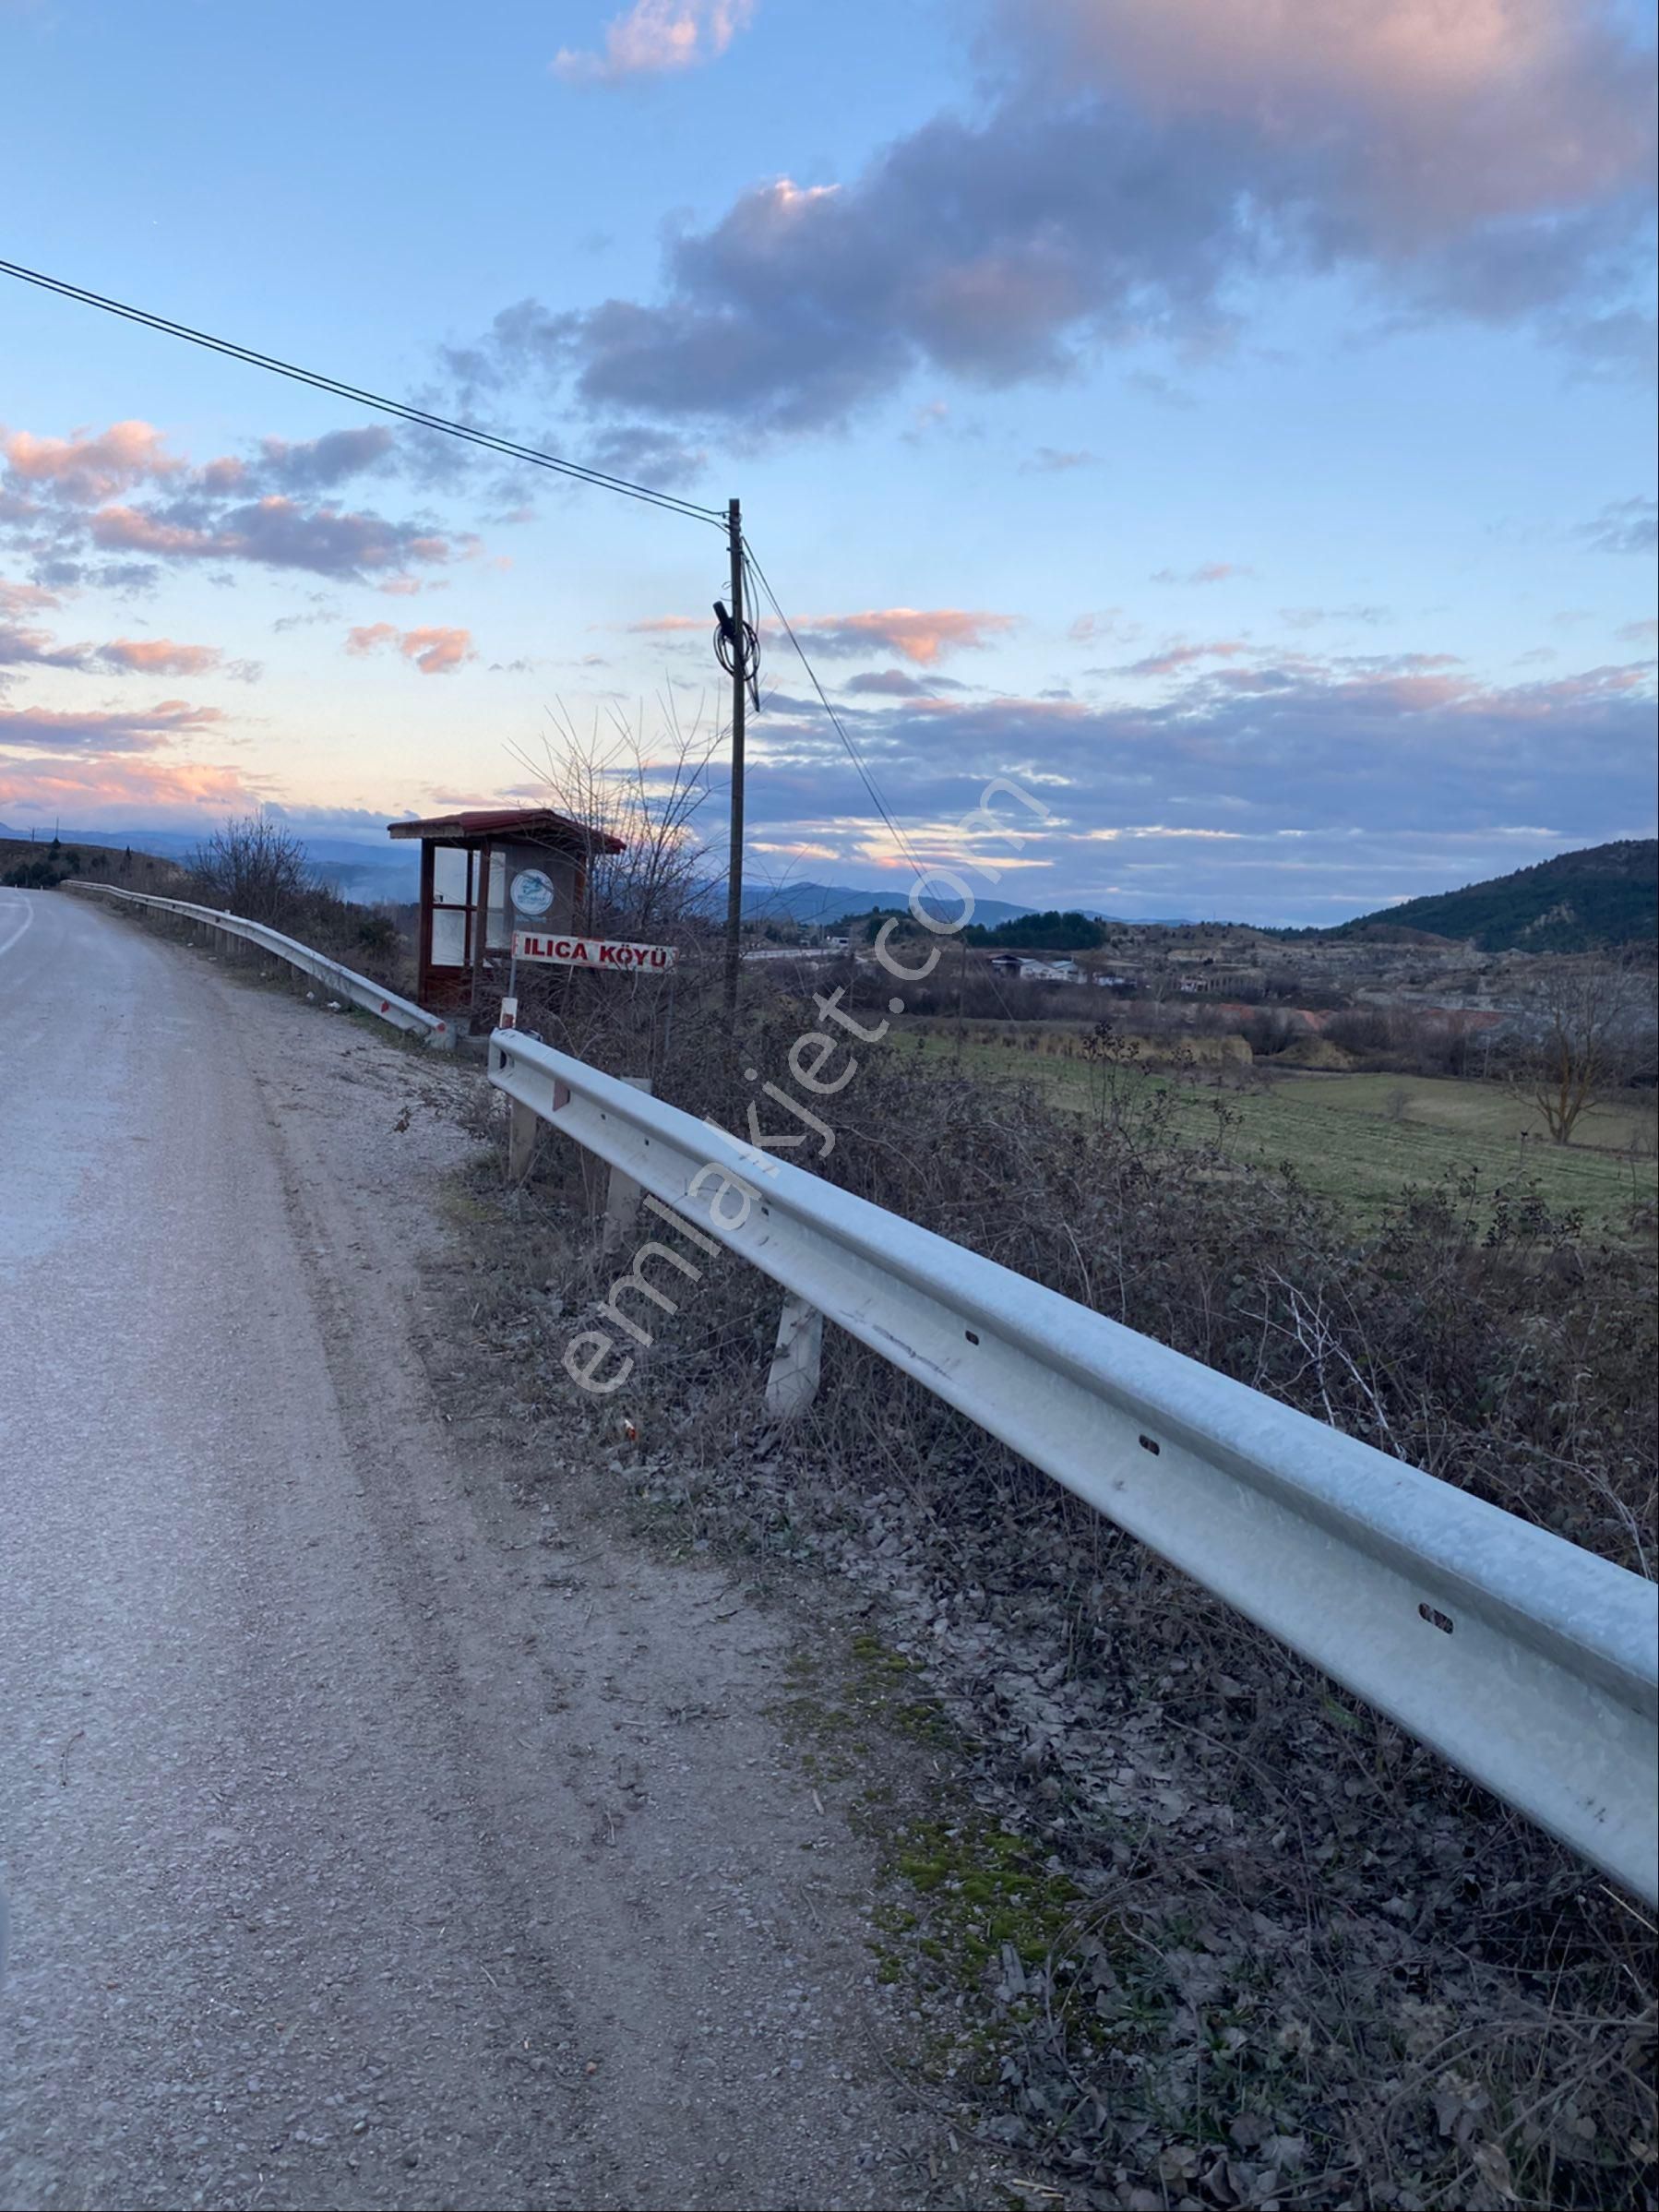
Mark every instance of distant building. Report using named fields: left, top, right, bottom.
left=985, top=950, right=1082, bottom=984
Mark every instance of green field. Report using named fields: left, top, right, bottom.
left=898, top=1031, right=1659, bottom=1232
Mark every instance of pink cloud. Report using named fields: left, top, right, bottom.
left=794, top=607, right=1020, bottom=665
left=88, top=496, right=464, bottom=580
left=400, top=626, right=474, bottom=675
left=346, top=621, right=476, bottom=676
left=627, top=614, right=705, bottom=634
left=0, top=698, right=228, bottom=755
left=0, top=579, right=61, bottom=616
left=0, top=617, right=89, bottom=671
left=1, top=420, right=182, bottom=505
left=86, top=506, right=216, bottom=558
left=554, top=0, right=755, bottom=86
left=100, top=637, right=223, bottom=676
left=1151, top=561, right=1253, bottom=585
left=0, top=753, right=262, bottom=821
left=4, top=420, right=471, bottom=585
left=1118, top=640, right=1249, bottom=677
left=1, top=611, right=249, bottom=681
left=1055, top=0, right=1557, bottom=108
left=1031, top=0, right=1652, bottom=239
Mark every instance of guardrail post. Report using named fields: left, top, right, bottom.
left=507, top=1098, right=539, bottom=1184
left=765, top=1293, right=824, bottom=1420
left=601, top=1076, right=654, bottom=1252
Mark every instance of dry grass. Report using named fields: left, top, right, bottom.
left=897, top=1025, right=1658, bottom=1236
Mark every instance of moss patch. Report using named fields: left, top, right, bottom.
left=890, top=1819, right=1083, bottom=1977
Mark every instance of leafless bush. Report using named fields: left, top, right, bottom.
left=1236, top=1006, right=1305, bottom=1057
left=513, top=700, right=714, bottom=939
left=182, top=813, right=412, bottom=988
left=1523, top=955, right=1657, bottom=1144
left=187, top=815, right=316, bottom=925
left=1326, top=1007, right=1393, bottom=1056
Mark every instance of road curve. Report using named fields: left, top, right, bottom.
left=0, top=891, right=926, bottom=2211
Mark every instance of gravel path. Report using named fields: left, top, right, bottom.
left=0, top=890, right=935, bottom=2212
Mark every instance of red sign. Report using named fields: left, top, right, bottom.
left=512, top=930, right=678, bottom=974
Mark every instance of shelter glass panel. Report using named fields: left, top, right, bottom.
left=433, top=845, right=471, bottom=905
left=431, top=905, right=467, bottom=966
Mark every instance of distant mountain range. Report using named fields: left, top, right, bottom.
left=1319, top=840, right=1657, bottom=952
left=722, top=879, right=1045, bottom=927
left=31, top=818, right=1636, bottom=945
left=0, top=829, right=1105, bottom=927
left=0, top=820, right=423, bottom=903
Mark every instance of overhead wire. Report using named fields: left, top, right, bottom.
left=0, top=257, right=726, bottom=528
left=3, top=255, right=985, bottom=949
left=742, top=543, right=1042, bottom=1028
left=740, top=537, right=934, bottom=889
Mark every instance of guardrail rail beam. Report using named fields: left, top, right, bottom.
left=488, top=1025, right=1659, bottom=1905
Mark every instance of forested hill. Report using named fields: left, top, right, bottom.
left=1325, top=840, right=1657, bottom=951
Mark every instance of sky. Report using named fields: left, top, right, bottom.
left=1, top=0, right=1655, bottom=925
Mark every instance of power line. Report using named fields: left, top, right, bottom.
left=741, top=539, right=934, bottom=888
left=743, top=544, right=1041, bottom=1028
left=0, top=257, right=726, bottom=528
left=2, top=257, right=974, bottom=945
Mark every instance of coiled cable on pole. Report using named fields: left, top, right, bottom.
left=712, top=600, right=760, bottom=709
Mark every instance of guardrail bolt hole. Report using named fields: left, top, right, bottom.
left=964, top=1329, right=979, bottom=1345
left=1418, top=1603, right=1455, bottom=1635
left=1138, top=1434, right=1161, bottom=1455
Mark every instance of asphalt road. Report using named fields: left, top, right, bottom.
left=0, top=891, right=928, bottom=2212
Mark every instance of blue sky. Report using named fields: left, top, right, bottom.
left=1, top=0, right=1654, bottom=922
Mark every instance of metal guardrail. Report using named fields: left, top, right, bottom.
left=490, top=1026, right=1659, bottom=1903
left=65, top=880, right=452, bottom=1047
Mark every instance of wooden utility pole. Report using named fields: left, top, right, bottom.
left=722, top=496, right=746, bottom=1018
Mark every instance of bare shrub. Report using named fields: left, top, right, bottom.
left=187, top=815, right=316, bottom=924
left=182, top=813, right=412, bottom=988
left=1238, top=1006, right=1304, bottom=1057
left=1524, top=955, right=1656, bottom=1145
left=1326, top=1006, right=1392, bottom=1056
left=513, top=701, right=714, bottom=941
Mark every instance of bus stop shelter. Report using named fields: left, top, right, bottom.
left=388, top=807, right=625, bottom=1023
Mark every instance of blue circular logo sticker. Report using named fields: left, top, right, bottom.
left=510, top=868, right=555, bottom=917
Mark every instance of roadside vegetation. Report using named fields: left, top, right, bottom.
left=440, top=952, right=1656, bottom=2212
left=2, top=831, right=177, bottom=893
left=182, top=815, right=408, bottom=979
